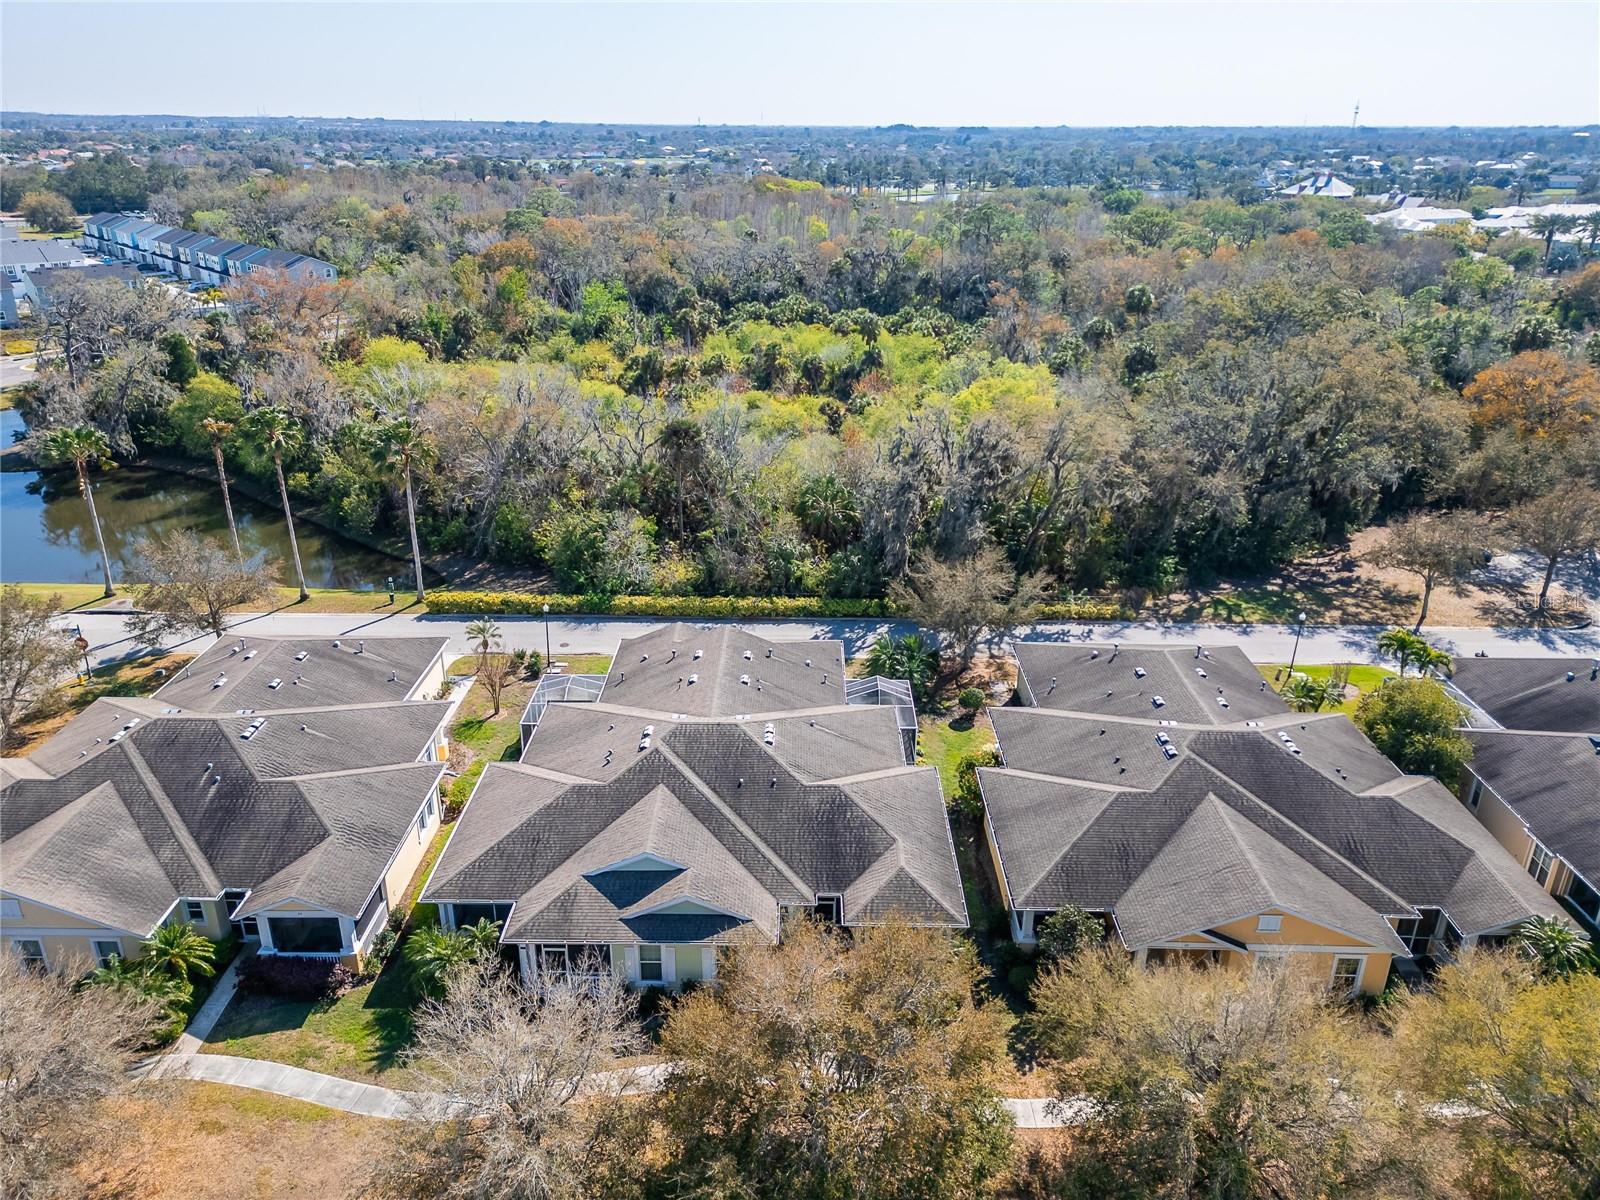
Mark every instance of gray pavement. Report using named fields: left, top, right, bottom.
left=59, top=608, right=1600, bottom=677
left=0, top=352, right=39, bottom=390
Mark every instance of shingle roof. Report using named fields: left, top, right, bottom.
left=154, top=635, right=446, bottom=712
left=1467, top=730, right=1600, bottom=887
left=1, top=699, right=444, bottom=931
left=1450, top=657, right=1600, bottom=734
left=1015, top=642, right=1288, bottom=724
left=982, top=666, right=1568, bottom=951
left=426, top=641, right=963, bottom=947
left=599, top=623, right=845, bottom=716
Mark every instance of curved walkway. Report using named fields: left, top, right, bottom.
left=136, top=1051, right=1073, bottom=1128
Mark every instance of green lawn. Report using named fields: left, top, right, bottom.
left=917, top=712, right=994, bottom=801
left=1258, top=663, right=1396, bottom=715
left=13, top=582, right=426, bottom=616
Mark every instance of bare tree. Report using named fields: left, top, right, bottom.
left=0, top=586, right=79, bottom=750
left=892, top=545, right=1047, bottom=670
left=374, top=959, right=647, bottom=1200
left=0, top=952, right=161, bottom=1200
left=1505, top=485, right=1600, bottom=615
left=480, top=650, right=515, bottom=717
left=1366, top=511, right=1489, bottom=631
left=125, top=530, right=278, bottom=644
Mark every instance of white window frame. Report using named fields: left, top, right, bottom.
left=1528, top=841, right=1554, bottom=887
left=1465, top=778, right=1482, bottom=811
left=1256, top=914, right=1283, bottom=933
left=1330, top=955, right=1366, bottom=996
left=638, top=944, right=663, bottom=984
left=184, top=900, right=206, bottom=922
left=92, top=939, right=122, bottom=968
left=12, top=938, right=46, bottom=969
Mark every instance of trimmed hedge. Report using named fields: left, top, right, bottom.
left=236, top=955, right=358, bottom=1001
left=425, top=591, right=895, bottom=618
left=425, top=590, right=1127, bottom=622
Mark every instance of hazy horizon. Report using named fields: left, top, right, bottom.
left=3, top=2, right=1597, bottom=129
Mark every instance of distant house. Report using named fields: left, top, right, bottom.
left=0, top=234, right=92, bottom=281
left=1278, top=173, right=1357, bottom=199
left=423, top=623, right=962, bottom=989
left=1449, top=657, right=1600, bottom=929
left=0, top=276, right=17, bottom=328
left=79, top=211, right=337, bottom=285
left=0, top=636, right=451, bottom=974
left=978, top=643, right=1567, bottom=996
left=16, top=261, right=142, bottom=313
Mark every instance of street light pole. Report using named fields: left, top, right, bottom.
left=541, top=603, right=551, bottom=674
left=1288, top=611, right=1308, bottom=674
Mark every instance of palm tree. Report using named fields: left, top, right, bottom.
left=36, top=425, right=116, bottom=597
left=370, top=417, right=432, bottom=604
left=1528, top=213, right=1578, bottom=268
left=1516, top=915, right=1598, bottom=979
left=1581, top=212, right=1600, bottom=255
left=465, top=617, right=501, bottom=673
left=87, top=954, right=190, bottom=1004
left=1413, top=644, right=1453, bottom=679
left=200, top=415, right=243, bottom=561
left=863, top=632, right=939, bottom=707
left=1281, top=672, right=1343, bottom=713
left=141, top=921, right=217, bottom=983
left=460, top=917, right=503, bottom=959
left=241, top=406, right=309, bottom=602
left=404, top=926, right=480, bottom=990
left=1376, top=627, right=1427, bottom=677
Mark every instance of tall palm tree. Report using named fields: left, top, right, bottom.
left=200, top=415, right=243, bottom=562
left=371, top=417, right=432, bottom=604
left=1580, top=212, right=1600, bottom=255
left=36, top=425, right=116, bottom=597
left=141, top=921, right=217, bottom=983
left=465, top=617, right=501, bottom=673
left=1528, top=213, right=1578, bottom=268
left=1376, top=627, right=1427, bottom=677
left=241, top=406, right=309, bottom=601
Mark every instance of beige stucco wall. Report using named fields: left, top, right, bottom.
left=1468, top=779, right=1538, bottom=881
left=0, top=891, right=234, bottom=972
left=1161, top=911, right=1392, bottom=996
left=981, top=811, right=1012, bottom=912
left=1209, top=911, right=1373, bottom=950
left=672, top=944, right=708, bottom=983
left=382, top=797, right=440, bottom=909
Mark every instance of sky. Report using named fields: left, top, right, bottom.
left=3, top=1, right=1598, bottom=128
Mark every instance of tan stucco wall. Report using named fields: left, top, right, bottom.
left=1, top=893, right=124, bottom=931
left=382, top=798, right=439, bottom=909
left=181, top=899, right=229, bottom=941
left=1469, top=781, right=1538, bottom=883
left=673, top=944, right=708, bottom=983
left=1210, top=911, right=1372, bottom=949
left=1157, top=911, right=1391, bottom=996
left=982, top=813, right=1012, bottom=911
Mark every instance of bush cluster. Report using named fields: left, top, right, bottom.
left=235, top=955, right=358, bottom=1001
left=426, top=590, right=1127, bottom=622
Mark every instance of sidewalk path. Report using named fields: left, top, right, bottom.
left=138, top=1052, right=1075, bottom=1128
left=169, top=951, right=248, bottom=1054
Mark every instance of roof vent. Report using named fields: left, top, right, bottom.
left=642, top=724, right=654, bottom=736
left=804, top=658, right=812, bottom=667
left=242, top=650, right=256, bottom=660
left=1259, top=680, right=1268, bottom=691
left=1134, top=666, right=1147, bottom=678
left=766, top=647, right=773, bottom=658
left=268, top=678, right=282, bottom=689
left=299, top=723, right=307, bottom=732
left=743, top=650, right=753, bottom=661
left=332, top=640, right=340, bottom=649
left=640, top=653, right=648, bottom=663
left=1194, top=646, right=1203, bottom=659
left=389, top=671, right=398, bottom=683
left=769, top=775, right=777, bottom=788
left=211, top=775, right=221, bottom=786
left=1151, top=696, right=1165, bottom=708
left=1155, top=732, right=1171, bottom=745
left=687, top=672, right=699, bottom=685
left=1161, top=744, right=1179, bottom=760
left=737, top=777, right=744, bottom=788
left=212, top=673, right=227, bottom=689
left=1218, top=697, right=1230, bottom=709
left=740, top=673, right=750, bottom=685
left=356, top=641, right=364, bottom=654
left=1567, top=671, right=1576, bottom=682
left=763, top=723, right=776, bottom=746
left=294, top=651, right=309, bottom=662
left=693, top=648, right=703, bottom=659
left=1195, top=668, right=1207, bottom=678
left=669, top=649, right=677, bottom=661
left=239, top=717, right=266, bottom=741
left=1089, top=649, right=1099, bottom=659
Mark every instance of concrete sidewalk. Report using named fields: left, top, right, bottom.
left=169, top=950, right=248, bottom=1054
left=139, top=1052, right=1075, bottom=1128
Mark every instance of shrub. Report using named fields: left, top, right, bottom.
left=957, top=687, right=985, bottom=714
left=951, top=746, right=1001, bottom=818
left=1006, top=963, right=1037, bottom=995
left=236, top=956, right=357, bottom=1001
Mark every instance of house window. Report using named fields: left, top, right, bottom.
left=1465, top=779, right=1482, bottom=811
left=451, top=903, right=512, bottom=929
left=12, top=939, right=45, bottom=969
left=1566, top=873, right=1600, bottom=923
left=266, top=916, right=344, bottom=954
left=1330, top=956, right=1365, bottom=996
left=184, top=900, right=206, bottom=922
left=638, top=945, right=663, bottom=983
left=813, top=895, right=842, bottom=924
left=1528, top=842, right=1554, bottom=887
left=1256, top=914, right=1283, bottom=933
left=92, top=940, right=122, bottom=968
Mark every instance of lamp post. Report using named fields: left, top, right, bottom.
left=1287, top=611, right=1308, bottom=674
left=541, top=603, right=551, bottom=674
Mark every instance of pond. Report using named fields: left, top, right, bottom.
left=0, top=409, right=411, bottom=589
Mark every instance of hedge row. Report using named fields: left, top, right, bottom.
left=425, top=590, right=1129, bottom=622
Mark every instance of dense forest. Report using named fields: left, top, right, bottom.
left=14, top=148, right=1600, bottom=604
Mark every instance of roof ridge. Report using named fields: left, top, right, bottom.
left=654, top=741, right=814, bottom=900
left=981, top=764, right=1140, bottom=794
left=281, top=760, right=442, bottom=782
left=119, top=740, right=223, bottom=896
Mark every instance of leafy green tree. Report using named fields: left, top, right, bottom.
left=794, top=475, right=861, bottom=549
left=404, top=925, right=499, bottom=991
left=1366, top=512, right=1488, bottom=631
left=239, top=406, right=309, bottom=601
left=160, top=331, right=198, bottom=387
left=655, top=918, right=1015, bottom=1200
left=957, top=686, right=985, bottom=715
left=1354, top=677, right=1472, bottom=782
left=35, top=425, right=116, bottom=597
left=465, top=617, right=501, bottom=673
left=1375, top=628, right=1436, bottom=677
left=20, top=189, right=77, bottom=232
left=1281, top=672, right=1345, bottom=712
left=0, top=585, right=78, bottom=751
left=951, top=746, right=1001, bottom=818
left=1393, top=951, right=1600, bottom=1200
left=1035, top=905, right=1104, bottom=962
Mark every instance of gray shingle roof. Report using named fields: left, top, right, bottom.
left=599, top=623, right=845, bottom=716
left=154, top=635, right=446, bottom=712
left=1466, top=730, right=1600, bottom=887
left=426, top=658, right=963, bottom=946
left=1450, top=657, right=1600, bottom=734
left=982, top=692, right=1567, bottom=950
left=1015, top=642, right=1288, bottom=724
left=1, top=700, right=444, bottom=932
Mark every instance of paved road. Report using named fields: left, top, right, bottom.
left=0, top=352, right=39, bottom=390
left=59, top=608, right=1600, bottom=674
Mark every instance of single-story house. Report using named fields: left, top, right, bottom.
left=424, top=623, right=962, bottom=989
left=1449, top=657, right=1600, bottom=928
left=978, top=643, right=1569, bottom=996
left=1, top=234, right=92, bottom=281
left=0, top=636, right=452, bottom=973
